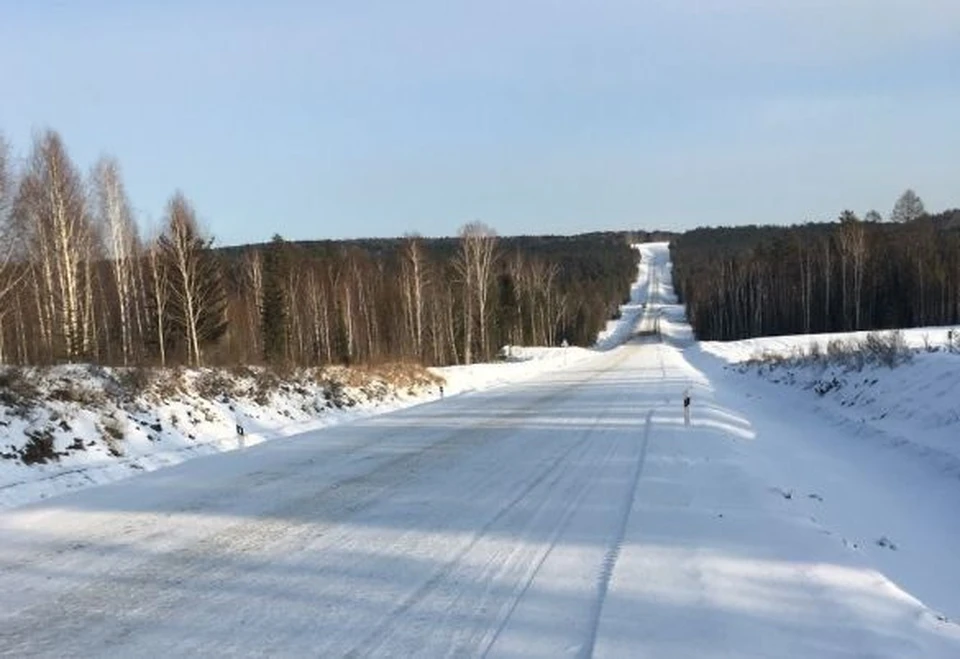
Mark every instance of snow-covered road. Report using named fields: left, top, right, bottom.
left=1, top=244, right=957, bottom=657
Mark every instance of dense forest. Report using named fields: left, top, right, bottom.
left=214, top=231, right=640, bottom=367
left=0, top=130, right=639, bottom=368
left=671, top=204, right=960, bottom=341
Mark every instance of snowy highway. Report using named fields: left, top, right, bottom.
left=1, top=244, right=957, bottom=657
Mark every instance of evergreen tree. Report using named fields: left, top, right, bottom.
left=261, top=234, right=288, bottom=363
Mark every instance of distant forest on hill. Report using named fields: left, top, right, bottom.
left=0, top=129, right=645, bottom=368
left=671, top=204, right=960, bottom=341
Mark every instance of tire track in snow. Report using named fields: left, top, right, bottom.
left=579, top=409, right=654, bottom=659
left=344, top=424, right=598, bottom=658
left=343, top=353, right=634, bottom=657
left=478, top=412, right=623, bottom=658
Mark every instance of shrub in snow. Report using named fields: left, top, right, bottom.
left=825, top=337, right=863, bottom=370
left=813, top=377, right=842, bottom=396
left=114, top=367, right=157, bottom=398
left=252, top=369, right=283, bottom=405
left=803, top=331, right=912, bottom=371
left=0, top=368, right=39, bottom=417
left=323, top=378, right=349, bottom=408
left=147, top=368, right=188, bottom=404
left=50, top=381, right=104, bottom=406
left=195, top=369, right=239, bottom=400
left=864, top=330, right=910, bottom=368
left=742, top=330, right=915, bottom=390
left=20, top=428, right=57, bottom=465
left=808, top=341, right=822, bottom=361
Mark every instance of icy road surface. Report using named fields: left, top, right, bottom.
left=0, top=244, right=957, bottom=657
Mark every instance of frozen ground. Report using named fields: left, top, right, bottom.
left=0, top=243, right=957, bottom=657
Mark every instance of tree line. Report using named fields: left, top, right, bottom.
left=0, top=129, right=638, bottom=368
left=671, top=199, right=960, bottom=341
left=218, top=230, right=639, bottom=367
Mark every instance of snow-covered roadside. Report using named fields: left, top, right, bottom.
left=698, top=328, right=960, bottom=472
left=686, top=329, right=960, bottom=621
left=594, top=242, right=649, bottom=349
left=432, top=345, right=594, bottom=397
left=0, top=350, right=603, bottom=510
left=0, top=365, right=444, bottom=510
left=0, top=249, right=648, bottom=510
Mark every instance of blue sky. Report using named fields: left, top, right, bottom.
left=2, top=1, right=959, bottom=245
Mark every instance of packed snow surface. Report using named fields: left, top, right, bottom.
left=0, top=243, right=958, bottom=657
left=0, top=351, right=593, bottom=511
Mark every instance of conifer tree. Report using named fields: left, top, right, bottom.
left=261, top=234, right=288, bottom=363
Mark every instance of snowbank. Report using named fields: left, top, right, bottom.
left=0, top=364, right=441, bottom=509
left=698, top=328, right=960, bottom=470
left=702, top=326, right=959, bottom=363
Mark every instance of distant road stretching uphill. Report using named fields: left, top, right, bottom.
left=0, top=244, right=956, bottom=658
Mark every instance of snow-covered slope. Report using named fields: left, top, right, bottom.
left=0, top=365, right=443, bottom=510
left=0, top=242, right=958, bottom=657
left=699, top=328, right=960, bottom=473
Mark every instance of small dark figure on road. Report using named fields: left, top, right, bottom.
left=683, top=391, right=691, bottom=426
left=439, top=385, right=445, bottom=399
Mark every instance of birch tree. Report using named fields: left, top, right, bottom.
left=0, top=138, right=26, bottom=301
left=337, top=250, right=357, bottom=363
left=505, top=251, right=528, bottom=345
left=242, top=249, right=263, bottom=360
left=455, top=222, right=497, bottom=364
left=304, top=263, right=331, bottom=364
left=15, top=131, right=94, bottom=360
left=146, top=233, right=170, bottom=366
left=400, top=234, right=429, bottom=359
left=838, top=213, right=867, bottom=329
left=92, top=156, right=140, bottom=365
left=158, top=192, right=226, bottom=366
left=0, top=136, right=28, bottom=362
